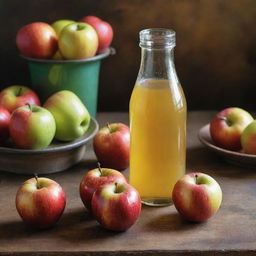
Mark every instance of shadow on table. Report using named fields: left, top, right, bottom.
left=143, top=205, right=206, bottom=233
left=0, top=219, right=53, bottom=240
left=56, top=207, right=121, bottom=243
left=0, top=207, right=94, bottom=240
left=186, top=146, right=255, bottom=179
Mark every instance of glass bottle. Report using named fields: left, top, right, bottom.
left=129, top=28, right=187, bottom=206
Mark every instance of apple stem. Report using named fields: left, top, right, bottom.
left=26, top=103, right=32, bottom=111
left=219, top=116, right=232, bottom=126
left=195, top=174, right=198, bottom=184
left=219, top=117, right=227, bottom=121
left=34, top=173, right=39, bottom=189
left=17, top=87, right=22, bottom=97
left=107, top=123, right=111, bottom=132
left=97, top=162, right=102, bottom=175
left=114, top=182, right=118, bottom=193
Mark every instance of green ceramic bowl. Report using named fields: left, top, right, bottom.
left=22, top=48, right=115, bottom=117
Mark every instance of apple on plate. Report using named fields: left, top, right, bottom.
left=79, top=164, right=127, bottom=210
left=0, top=106, right=11, bottom=144
left=58, top=22, right=98, bottom=59
left=16, top=176, right=66, bottom=228
left=91, top=181, right=141, bottom=231
left=80, top=15, right=113, bottom=53
left=241, top=121, right=256, bottom=154
left=93, top=123, right=130, bottom=170
left=9, top=104, right=56, bottom=149
left=16, top=22, right=58, bottom=59
left=210, top=107, right=253, bottom=151
left=44, top=90, right=90, bottom=141
left=0, top=85, right=41, bottom=113
left=172, top=172, right=222, bottom=222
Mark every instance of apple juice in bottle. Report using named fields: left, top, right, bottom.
left=129, top=28, right=187, bottom=206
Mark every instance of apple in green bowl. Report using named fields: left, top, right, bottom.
left=58, top=22, right=98, bottom=60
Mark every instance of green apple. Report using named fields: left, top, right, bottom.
left=44, top=90, right=91, bottom=141
left=241, top=121, right=256, bottom=154
left=51, top=19, right=75, bottom=60
left=58, top=22, right=98, bottom=60
left=9, top=105, right=56, bottom=149
left=51, top=19, right=75, bottom=37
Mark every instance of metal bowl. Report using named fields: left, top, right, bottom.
left=0, top=118, right=98, bottom=175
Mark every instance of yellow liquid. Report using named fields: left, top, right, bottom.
left=129, top=79, right=186, bottom=206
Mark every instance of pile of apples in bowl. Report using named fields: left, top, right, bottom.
left=0, top=86, right=92, bottom=149
left=16, top=15, right=113, bottom=60
left=0, top=85, right=98, bottom=174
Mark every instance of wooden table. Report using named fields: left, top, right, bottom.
left=0, top=111, right=256, bottom=256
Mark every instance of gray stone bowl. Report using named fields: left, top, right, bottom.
left=0, top=118, right=98, bottom=174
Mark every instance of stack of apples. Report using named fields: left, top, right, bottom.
left=210, top=107, right=256, bottom=154
left=16, top=15, right=113, bottom=60
left=15, top=120, right=141, bottom=231
left=0, top=85, right=91, bottom=149
left=15, top=165, right=141, bottom=231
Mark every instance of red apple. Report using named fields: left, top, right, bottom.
left=210, top=107, right=253, bottom=151
left=93, top=123, right=130, bottom=170
left=172, top=172, right=222, bottom=222
left=80, top=165, right=127, bottom=210
left=0, top=85, right=41, bottom=113
left=80, top=15, right=113, bottom=53
left=9, top=105, right=56, bottom=149
left=16, top=22, right=58, bottom=59
left=241, top=121, right=256, bottom=154
left=0, top=106, right=11, bottom=144
left=91, top=182, right=141, bottom=231
left=16, top=176, right=66, bottom=228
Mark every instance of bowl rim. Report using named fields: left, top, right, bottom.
left=20, top=47, right=115, bottom=64
left=198, top=123, right=256, bottom=159
left=0, top=117, right=98, bottom=154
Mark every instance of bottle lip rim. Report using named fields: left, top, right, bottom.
left=139, top=28, right=176, bottom=48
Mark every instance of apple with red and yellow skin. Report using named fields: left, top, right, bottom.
left=0, top=106, right=11, bottom=144
left=79, top=166, right=127, bottom=210
left=172, top=172, right=222, bottom=222
left=0, top=85, right=41, bottom=113
left=16, top=177, right=66, bottom=229
left=9, top=105, right=56, bottom=149
left=16, top=22, right=58, bottom=59
left=58, top=22, right=98, bottom=60
left=80, top=15, right=113, bottom=53
left=210, top=107, right=253, bottom=151
left=91, top=181, right=141, bottom=231
left=93, top=123, right=130, bottom=170
left=241, top=121, right=256, bottom=154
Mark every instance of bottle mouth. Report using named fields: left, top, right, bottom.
left=139, top=28, right=176, bottom=48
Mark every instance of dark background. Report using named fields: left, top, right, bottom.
left=1, top=0, right=256, bottom=112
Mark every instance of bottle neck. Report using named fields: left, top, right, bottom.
left=137, top=46, right=179, bottom=83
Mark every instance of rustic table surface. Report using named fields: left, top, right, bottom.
left=0, top=111, right=256, bottom=256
